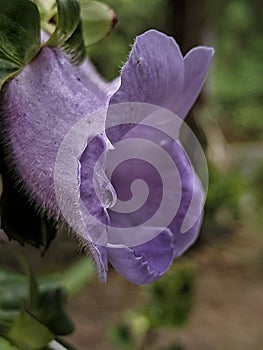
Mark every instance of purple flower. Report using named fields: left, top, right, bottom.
left=0, top=30, right=214, bottom=284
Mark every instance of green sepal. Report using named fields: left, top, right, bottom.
left=0, top=59, right=20, bottom=88
left=63, top=21, right=87, bottom=65
left=47, top=0, right=81, bottom=46
left=0, top=60, right=18, bottom=80
left=0, top=0, right=41, bottom=66
left=81, top=0, right=117, bottom=46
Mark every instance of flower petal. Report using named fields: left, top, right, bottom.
left=1, top=46, right=107, bottom=217
left=168, top=142, right=205, bottom=257
left=107, top=228, right=174, bottom=285
left=174, top=46, right=215, bottom=119
left=1, top=46, right=109, bottom=276
left=109, top=29, right=184, bottom=114
left=106, top=121, right=205, bottom=263
left=79, top=134, right=114, bottom=246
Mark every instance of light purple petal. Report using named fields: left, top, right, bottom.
left=174, top=46, right=215, bottom=119
left=1, top=46, right=108, bottom=276
left=1, top=46, right=107, bottom=217
left=107, top=228, right=174, bottom=284
left=109, top=29, right=184, bottom=114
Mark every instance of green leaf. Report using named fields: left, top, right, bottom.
left=47, top=0, right=81, bottom=46
left=0, top=266, right=74, bottom=337
left=3, top=247, right=40, bottom=311
left=0, top=269, right=28, bottom=311
left=0, top=0, right=41, bottom=66
left=7, top=305, right=54, bottom=350
left=80, top=0, right=117, bottom=46
left=0, top=337, right=18, bottom=350
left=35, top=280, right=74, bottom=336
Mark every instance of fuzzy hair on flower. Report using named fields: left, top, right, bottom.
left=0, top=0, right=214, bottom=284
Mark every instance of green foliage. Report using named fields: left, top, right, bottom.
left=88, top=0, right=165, bottom=80
left=48, top=0, right=80, bottom=46
left=201, top=166, right=245, bottom=240
left=81, top=0, right=117, bottom=46
left=0, top=60, right=17, bottom=81
left=209, top=0, right=263, bottom=140
left=33, top=0, right=56, bottom=34
left=0, top=0, right=117, bottom=81
left=108, top=324, right=134, bottom=350
left=206, top=166, right=244, bottom=219
left=145, top=263, right=195, bottom=328
left=0, top=253, right=95, bottom=349
left=0, top=337, right=17, bottom=350
left=0, top=0, right=41, bottom=86
left=41, top=0, right=117, bottom=64
left=0, top=0, right=41, bottom=66
left=7, top=306, right=54, bottom=350
left=109, top=263, right=195, bottom=349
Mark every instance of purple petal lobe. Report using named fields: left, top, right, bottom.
left=79, top=134, right=116, bottom=248
left=174, top=46, right=214, bottom=119
left=167, top=141, right=205, bottom=256
left=79, top=135, right=110, bottom=226
left=110, top=29, right=184, bottom=114
left=107, top=228, right=174, bottom=285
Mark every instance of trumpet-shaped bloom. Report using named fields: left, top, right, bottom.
left=0, top=30, right=214, bottom=284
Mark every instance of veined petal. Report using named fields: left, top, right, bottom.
left=174, top=46, right=214, bottom=119
left=107, top=228, right=174, bottom=285
left=109, top=29, right=184, bottom=114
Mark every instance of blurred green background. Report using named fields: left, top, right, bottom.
left=0, top=0, right=263, bottom=349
